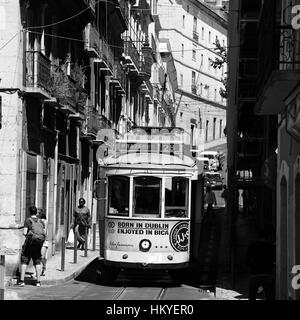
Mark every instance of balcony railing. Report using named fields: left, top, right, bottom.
left=84, top=23, right=100, bottom=58
left=25, top=51, right=51, bottom=94
left=279, top=27, right=300, bottom=71
left=123, top=36, right=140, bottom=71
left=111, top=61, right=126, bottom=92
left=191, top=84, right=197, bottom=94
left=99, top=37, right=114, bottom=73
left=193, top=31, right=199, bottom=43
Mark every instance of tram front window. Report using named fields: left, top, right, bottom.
left=108, top=176, right=129, bottom=216
left=133, top=176, right=161, bottom=217
left=165, top=177, right=188, bottom=218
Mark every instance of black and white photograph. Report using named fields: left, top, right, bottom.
left=0, top=0, right=299, bottom=309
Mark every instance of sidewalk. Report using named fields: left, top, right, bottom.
left=4, top=246, right=100, bottom=300
left=216, top=209, right=259, bottom=300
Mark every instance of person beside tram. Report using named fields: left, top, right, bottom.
left=204, top=186, right=217, bottom=217
left=73, top=198, right=91, bottom=250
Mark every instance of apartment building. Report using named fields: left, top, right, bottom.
left=156, top=0, right=227, bottom=152
left=0, top=0, right=175, bottom=276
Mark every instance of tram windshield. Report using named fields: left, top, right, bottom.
left=133, top=176, right=161, bottom=217
left=108, top=176, right=129, bottom=216
left=165, top=177, right=188, bottom=218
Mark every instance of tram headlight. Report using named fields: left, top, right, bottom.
left=167, top=255, right=173, bottom=261
left=122, top=254, right=128, bottom=259
left=139, top=239, right=152, bottom=252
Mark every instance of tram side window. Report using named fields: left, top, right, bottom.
left=108, top=176, right=129, bottom=216
left=133, top=176, right=161, bottom=217
left=165, top=177, right=188, bottom=218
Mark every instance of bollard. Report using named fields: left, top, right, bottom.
left=92, top=223, right=96, bottom=251
left=74, top=231, right=77, bottom=264
left=84, top=227, right=88, bottom=257
left=0, top=255, right=5, bottom=300
left=61, top=237, right=65, bottom=271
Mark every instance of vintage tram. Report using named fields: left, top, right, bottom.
left=94, top=127, right=204, bottom=281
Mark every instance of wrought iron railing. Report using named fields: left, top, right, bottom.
left=100, top=36, right=114, bottom=72
left=123, top=36, right=140, bottom=69
left=193, top=31, right=199, bottom=43
left=191, top=84, right=197, bottom=94
left=112, top=61, right=126, bottom=90
left=84, top=23, right=100, bottom=56
left=25, top=51, right=51, bottom=92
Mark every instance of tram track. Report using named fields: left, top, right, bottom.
left=111, top=285, right=168, bottom=300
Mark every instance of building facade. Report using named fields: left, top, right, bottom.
left=0, top=0, right=176, bottom=276
left=228, top=0, right=300, bottom=299
left=157, top=0, right=227, bottom=153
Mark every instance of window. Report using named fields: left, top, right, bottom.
left=219, top=119, right=223, bottom=138
left=193, top=17, right=197, bottom=32
left=181, top=44, right=184, bottom=57
left=201, top=27, right=204, bottom=40
left=192, top=71, right=196, bottom=84
left=26, top=172, right=36, bottom=218
left=214, top=88, right=217, bottom=101
left=222, top=39, right=225, bottom=47
left=187, top=5, right=189, bottom=13
left=209, top=31, right=211, bottom=43
left=108, top=175, right=129, bottom=216
left=182, top=15, right=185, bottom=28
left=192, top=49, right=196, bottom=61
left=213, top=117, right=216, bottom=140
left=165, top=177, right=188, bottom=218
left=205, top=120, right=209, bottom=142
left=200, top=83, right=203, bottom=95
left=208, top=58, right=211, bottom=71
left=180, top=74, right=183, bottom=87
left=200, top=54, right=203, bottom=68
left=133, top=176, right=161, bottom=217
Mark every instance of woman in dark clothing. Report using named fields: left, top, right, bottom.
left=73, top=198, right=91, bottom=250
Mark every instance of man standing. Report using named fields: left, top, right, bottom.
left=73, top=198, right=91, bottom=250
left=204, top=186, right=217, bottom=217
left=19, top=206, right=46, bottom=287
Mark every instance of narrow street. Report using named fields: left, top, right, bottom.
left=6, top=209, right=228, bottom=300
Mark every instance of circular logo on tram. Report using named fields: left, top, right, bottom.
left=169, top=222, right=189, bottom=252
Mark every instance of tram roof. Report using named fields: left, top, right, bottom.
left=99, top=152, right=196, bottom=170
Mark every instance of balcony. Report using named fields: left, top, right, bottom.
left=140, top=79, right=154, bottom=103
left=191, top=84, right=197, bottom=95
left=255, top=20, right=300, bottom=115
left=94, top=37, right=114, bottom=75
left=84, top=23, right=101, bottom=58
left=100, top=0, right=128, bottom=33
left=82, top=106, right=100, bottom=140
left=49, top=64, right=87, bottom=114
left=25, top=51, right=51, bottom=99
left=110, top=61, right=126, bottom=93
left=122, top=36, right=140, bottom=74
left=193, top=31, right=199, bottom=43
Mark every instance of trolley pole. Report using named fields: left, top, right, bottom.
left=92, top=223, right=96, bottom=251
left=0, top=255, right=5, bottom=300
left=74, top=231, right=77, bottom=264
left=61, top=237, right=65, bottom=271
left=84, top=227, right=88, bottom=257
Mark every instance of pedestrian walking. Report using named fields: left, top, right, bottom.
left=204, top=186, right=217, bottom=217
left=37, top=208, right=49, bottom=277
left=221, top=184, right=228, bottom=205
left=246, top=229, right=276, bottom=300
left=73, top=198, right=91, bottom=250
left=18, top=206, right=46, bottom=287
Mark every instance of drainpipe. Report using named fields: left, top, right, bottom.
left=52, top=129, right=59, bottom=255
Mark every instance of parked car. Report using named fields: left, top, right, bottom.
left=203, top=171, right=224, bottom=190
